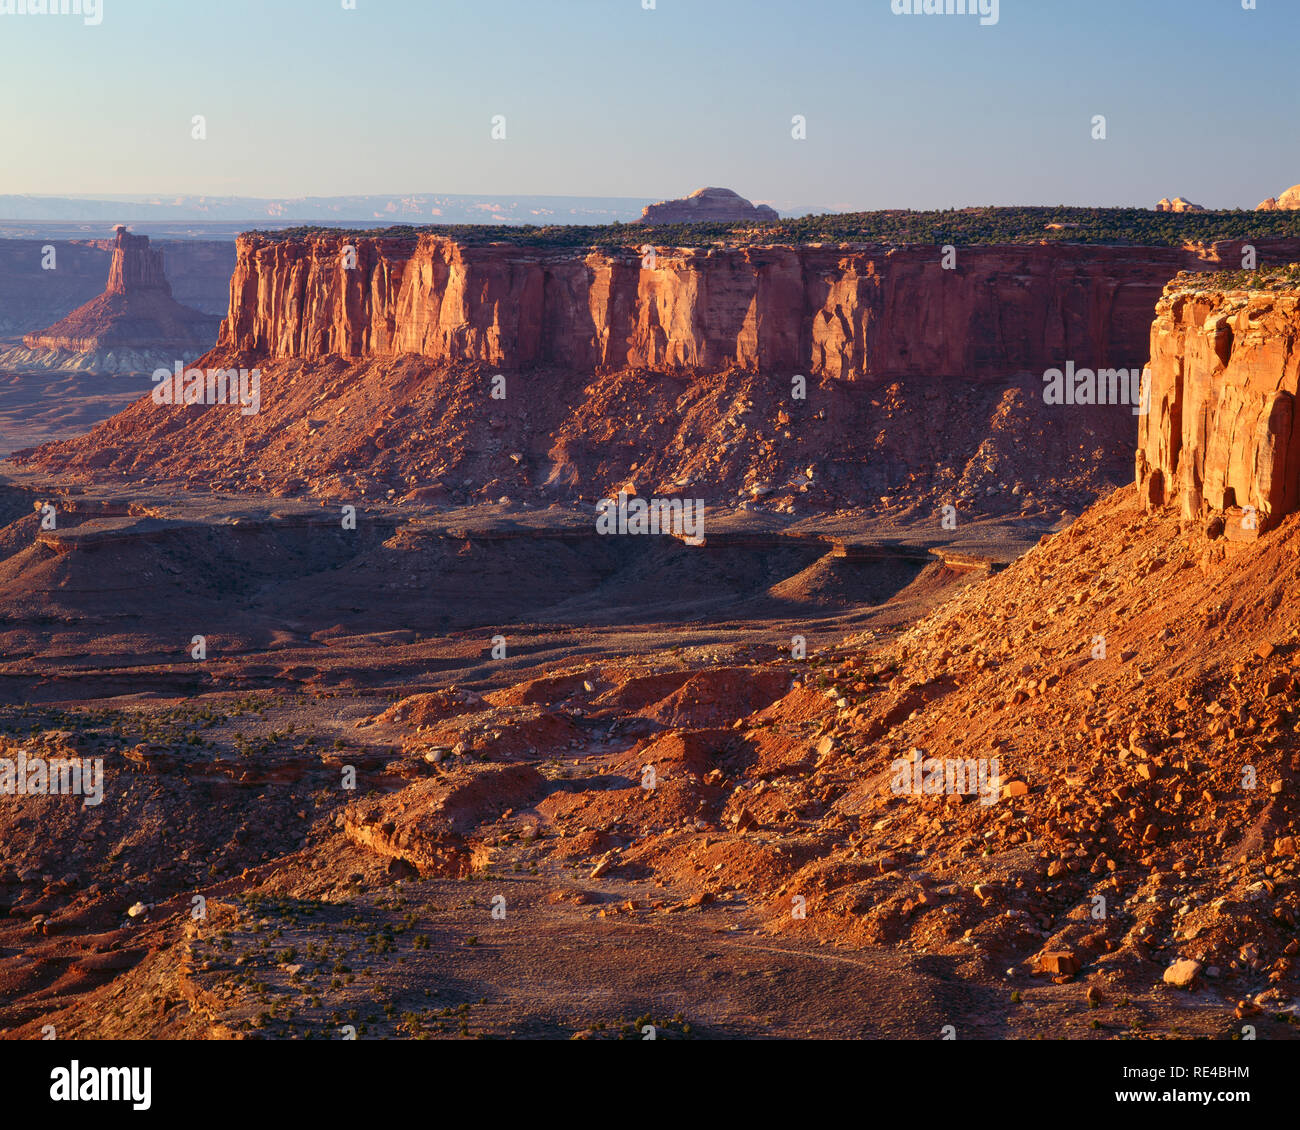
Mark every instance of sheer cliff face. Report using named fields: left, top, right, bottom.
left=219, top=235, right=1211, bottom=379
left=105, top=229, right=171, bottom=296
left=1138, top=284, right=1300, bottom=532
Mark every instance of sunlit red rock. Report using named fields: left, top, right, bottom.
left=218, top=232, right=1268, bottom=380
left=1137, top=274, right=1300, bottom=531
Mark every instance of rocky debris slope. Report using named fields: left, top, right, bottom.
left=11, top=227, right=221, bottom=372
left=0, top=707, right=345, bottom=1035
left=745, top=488, right=1300, bottom=1009
left=639, top=186, right=779, bottom=225
left=15, top=357, right=1138, bottom=517
left=1137, top=270, right=1300, bottom=532
left=346, top=485, right=1300, bottom=1021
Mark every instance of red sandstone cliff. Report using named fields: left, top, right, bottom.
left=25, top=233, right=1300, bottom=522
left=217, top=234, right=1286, bottom=380
left=1137, top=276, right=1300, bottom=533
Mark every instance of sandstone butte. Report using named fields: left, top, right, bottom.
left=215, top=233, right=1300, bottom=382
left=1256, top=184, right=1300, bottom=211
left=22, top=225, right=220, bottom=356
left=1138, top=270, right=1300, bottom=534
left=639, top=186, right=779, bottom=225
left=1155, top=197, right=1205, bottom=213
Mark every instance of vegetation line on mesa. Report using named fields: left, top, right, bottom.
left=1174, top=263, right=1300, bottom=292
left=248, top=206, right=1300, bottom=250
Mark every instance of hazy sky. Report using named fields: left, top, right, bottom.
left=0, top=0, right=1294, bottom=211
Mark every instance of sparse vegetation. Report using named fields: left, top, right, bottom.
left=1171, top=262, right=1300, bottom=293
left=254, top=206, right=1300, bottom=250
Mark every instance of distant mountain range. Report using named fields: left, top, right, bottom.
left=0, top=192, right=825, bottom=238
left=0, top=192, right=663, bottom=226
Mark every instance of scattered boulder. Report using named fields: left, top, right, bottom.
left=1038, top=950, right=1081, bottom=975
left=1162, top=959, right=1202, bottom=989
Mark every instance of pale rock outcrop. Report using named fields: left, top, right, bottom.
left=1256, top=185, right=1300, bottom=211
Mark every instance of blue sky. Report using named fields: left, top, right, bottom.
left=0, top=0, right=1293, bottom=211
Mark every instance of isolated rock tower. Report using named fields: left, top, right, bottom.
left=104, top=225, right=170, bottom=294
left=23, top=226, right=219, bottom=357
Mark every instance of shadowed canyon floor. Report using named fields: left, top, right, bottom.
left=0, top=363, right=154, bottom=456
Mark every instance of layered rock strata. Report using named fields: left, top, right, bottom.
left=1137, top=275, right=1300, bottom=533
left=219, top=235, right=1281, bottom=380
